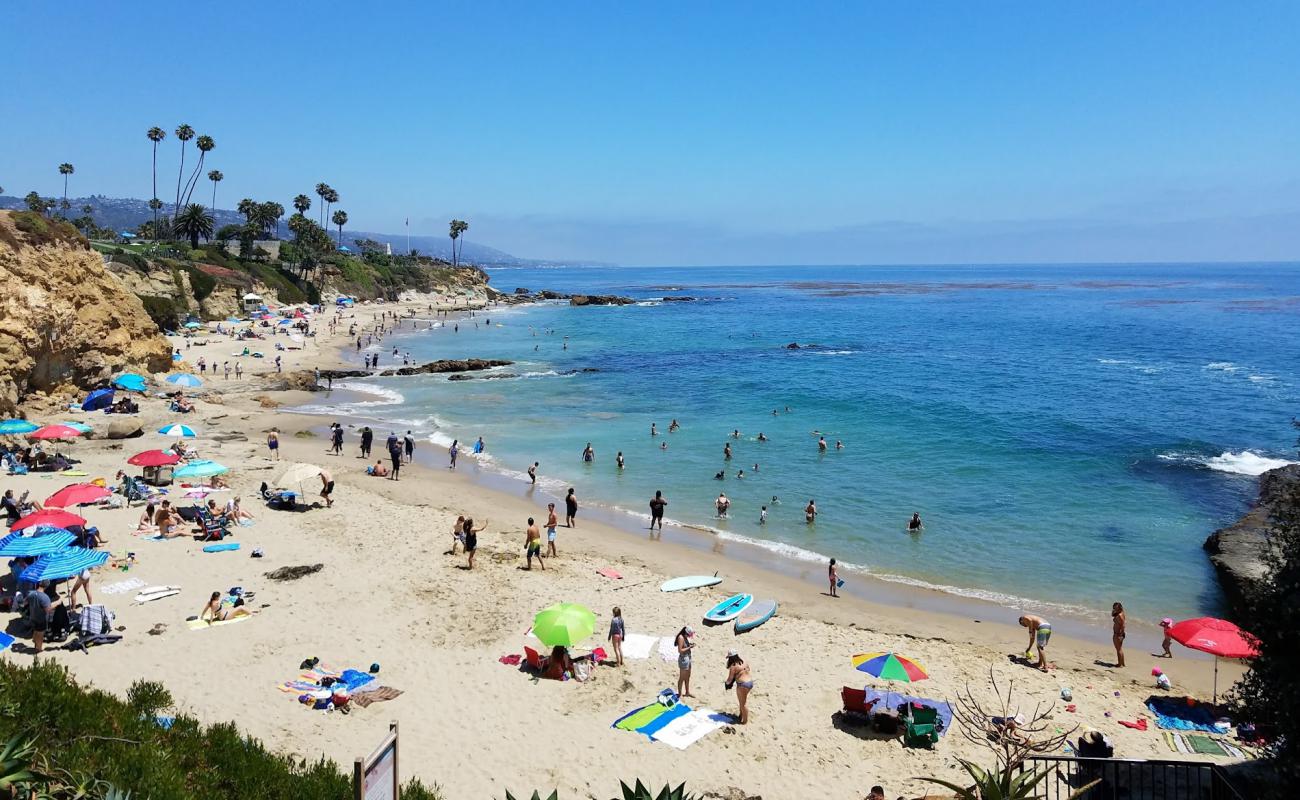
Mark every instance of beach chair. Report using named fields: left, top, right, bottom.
left=901, top=703, right=940, bottom=748
left=839, top=687, right=878, bottom=725
left=196, top=510, right=230, bottom=541
left=524, top=646, right=548, bottom=673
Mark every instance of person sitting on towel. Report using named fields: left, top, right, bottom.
left=200, top=590, right=251, bottom=624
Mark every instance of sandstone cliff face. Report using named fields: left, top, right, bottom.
left=0, top=212, right=173, bottom=414
left=106, top=260, right=283, bottom=322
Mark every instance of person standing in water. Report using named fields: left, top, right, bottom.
left=649, top=490, right=667, bottom=531
left=805, top=499, right=817, bottom=523
left=403, top=431, right=415, bottom=464
left=650, top=423, right=658, bottom=436
left=669, top=419, right=680, bottom=432
left=716, top=493, right=730, bottom=518
left=908, top=512, right=923, bottom=532
left=616, top=451, right=625, bottom=470
left=565, top=488, right=578, bottom=527
left=581, top=442, right=595, bottom=462
left=723, top=442, right=732, bottom=460
left=448, top=439, right=459, bottom=470
left=527, top=462, right=538, bottom=485
left=818, top=436, right=827, bottom=452
left=1111, top=602, right=1127, bottom=668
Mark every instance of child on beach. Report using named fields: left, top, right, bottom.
left=829, top=558, right=839, bottom=597
left=608, top=607, right=625, bottom=667
left=1159, top=618, right=1174, bottom=658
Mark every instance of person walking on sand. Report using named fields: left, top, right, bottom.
left=805, top=499, right=818, bottom=523
left=266, top=428, right=280, bottom=461
left=331, top=424, right=344, bottom=456
left=524, top=517, right=545, bottom=570
left=1111, top=602, right=1127, bottom=667
left=462, top=517, right=487, bottom=570
left=319, top=468, right=334, bottom=508
left=235, top=361, right=242, bottom=379
left=404, top=431, right=415, bottom=464
left=360, top=426, right=373, bottom=458
left=608, top=607, right=625, bottom=667
left=388, top=434, right=402, bottom=481
left=448, top=439, right=459, bottom=470
left=527, top=461, right=538, bottom=485
left=546, top=503, right=559, bottom=557
left=565, top=488, right=578, bottom=527
left=1159, top=617, right=1174, bottom=658
left=675, top=626, right=696, bottom=698
left=725, top=650, right=754, bottom=724
left=829, top=558, right=839, bottom=597
left=649, top=490, right=667, bottom=531
left=1019, top=614, right=1052, bottom=672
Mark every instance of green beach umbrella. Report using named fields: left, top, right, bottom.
left=532, top=602, right=596, bottom=648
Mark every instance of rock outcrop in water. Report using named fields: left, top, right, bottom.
left=570, top=294, right=635, bottom=306
left=0, top=211, right=172, bottom=414
left=304, top=359, right=513, bottom=388
left=1204, top=464, right=1300, bottom=617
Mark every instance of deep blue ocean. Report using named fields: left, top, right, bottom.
left=305, top=264, right=1300, bottom=622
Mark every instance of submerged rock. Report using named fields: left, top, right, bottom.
left=570, top=294, right=635, bottom=306
left=1204, top=464, right=1300, bottom=617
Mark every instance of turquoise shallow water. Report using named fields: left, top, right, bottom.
left=304, top=264, right=1300, bottom=622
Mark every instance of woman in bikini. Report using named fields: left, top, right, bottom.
left=135, top=503, right=159, bottom=534
left=1111, top=602, right=1126, bottom=668
left=200, top=591, right=251, bottom=624
left=725, top=650, right=755, bottom=724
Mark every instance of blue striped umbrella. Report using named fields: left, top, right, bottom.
left=165, top=373, right=203, bottom=388
left=0, top=530, right=76, bottom=557
left=0, top=419, right=40, bottom=435
left=174, top=460, right=228, bottom=478
left=20, top=547, right=109, bottom=582
left=157, top=424, right=197, bottom=438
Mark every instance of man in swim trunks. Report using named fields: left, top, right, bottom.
left=524, top=517, right=545, bottom=570
left=528, top=462, right=538, bottom=484
left=546, top=503, right=559, bottom=556
left=649, top=490, right=667, bottom=531
left=319, top=469, right=334, bottom=508
left=1019, top=614, right=1052, bottom=672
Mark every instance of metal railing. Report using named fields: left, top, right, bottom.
left=1021, top=755, right=1246, bottom=800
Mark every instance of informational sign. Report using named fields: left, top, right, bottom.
left=354, top=722, right=399, bottom=800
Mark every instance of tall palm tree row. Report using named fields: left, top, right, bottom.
left=293, top=194, right=312, bottom=217
left=178, top=135, right=216, bottom=209
left=207, top=170, right=223, bottom=209
left=173, top=204, right=214, bottom=248
left=332, top=210, right=348, bottom=246
left=448, top=219, right=470, bottom=266
left=324, top=188, right=339, bottom=227
left=172, top=124, right=195, bottom=220
left=314, top=183, right=331, bottom=226
left=147, top=126, right=165, bottom=231
left=58, top=163, right=74, bottom=210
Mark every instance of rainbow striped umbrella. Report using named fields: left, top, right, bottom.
left=851, top=652, right=929, bottom=683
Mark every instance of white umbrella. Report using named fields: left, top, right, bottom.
left=276, top=462, right=323, bottom=487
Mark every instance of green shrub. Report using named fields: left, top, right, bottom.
left=138, top=296, right=179, bottom=331
left=8, top=211, right=88, bottom=250
left=0, top=660, right=442, bottom=800
left=182, top=265, right=217, bottom=303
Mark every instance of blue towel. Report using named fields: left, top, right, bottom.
left=0, top=631, right=14, bottom=652
left=1146, top=697, right=1219, bottom=732
left=636, top=703, right=692, bottom=737
left=864, top=689, right=954, bottom=736
left=338, top=669, right=376, bottom=691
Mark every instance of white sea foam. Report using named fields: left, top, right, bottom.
left=1248, top=374, right=1275, bottom=384
left=1097, top=358, right=1132, bottom=365
left=811, top=350, right=857, bottom=356
left=1159, top=450, right=1297, bottom=476
left=1205, top=362, right=1239, bottom=372
left=334, top=382, right=406, bottom=406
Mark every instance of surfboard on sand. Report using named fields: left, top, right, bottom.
left=734, top=599, right=777, bottom=633
left=704, top=593, right=753, bottom=623
left=597, top=567, right=623, bottom=579
left=135, top=585, right=181, bottom=603
left=660, top=574, right=723, bottom=592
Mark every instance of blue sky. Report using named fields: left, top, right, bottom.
left=3, top=2, right=1299, bottom=265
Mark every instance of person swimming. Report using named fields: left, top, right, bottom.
left=756, top=432, right=767, bottom=441
left=714, top=470, right=725, bottom=480
left=723, top=442, right=732, bottom=460
left=908, top=512, right=923, bottom=532
left=818, top=436, right=827, bottom=452
left=669, top=419, right=680, bottom=432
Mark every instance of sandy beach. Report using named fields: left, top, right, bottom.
left=2, top=298, right=1250, bottom=799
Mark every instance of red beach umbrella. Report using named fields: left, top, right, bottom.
left=127, top=449, right=181, bottom=467
left=45, top=483, right=112, bottom=509
left=10, top=508, right=88, bottom=532
left=28, top=424, right=84, bottom=441
left=1168, top=617, right=1260, bottom=702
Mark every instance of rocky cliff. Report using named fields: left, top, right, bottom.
left=0, top=211, right=172, bottom=413
left=1204, top=464, right=1300, bottom=617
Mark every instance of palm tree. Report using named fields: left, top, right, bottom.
left=179, top=135, right=215, bottom=208
left=58, top=163, right=74, bottom=209
left=448, top=219, right=469, bottom=266
left=147, top=126, right=166, bottom=231
left=314, top=183, right=330, bottom=226
left=207, top=170, right=223, bottom=209
left=264, top=201, right=285, bottom=239
left=172, top=203, right=214, bottom=248
left=293, top=194, right=311, bottom=217
left=172, top=124, right=195, bottom=219
left=237, top=198, right=257, bottom=223
left=325, top=188, right=339, bottom=227
left=147, top=198, right=164, bottom=238
left=332, top=210, right=348, bottom=246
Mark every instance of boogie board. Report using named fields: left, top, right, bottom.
left=597, top=567, right=623, bottom=580
left=660, top=574, right=723, bottom=592
left=135, top=588, right=181, bottom=603
left=202, top=542, right=240, bottom=553
left=734, top=599, right=777, bottom=633
left=703, top=593, right=753, bottom=623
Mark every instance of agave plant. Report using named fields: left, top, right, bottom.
left=0, top=731, right=44, bottom=791
left=504, top=791, right=557, bottom=800
left=920, top=759, right=1097, bottom=800
left=613, top=781, right=697, bottom=800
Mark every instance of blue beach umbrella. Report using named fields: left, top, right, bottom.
left=0, top=530, right=76, bottom=557
left=165, top=373, right=202, bottom=388
left=277, top=319, right=293, bottom=326
left=113, top=373, right=147, bottom=392
left=58, top=422, right=94, bottom=434
left=20, top=547, right=109, bottom=583
left=81, top=388, right=115, bottom=412
left=174, top=460, right=228, bottom=479
left=0, top=419, right=40, bottom=435
left=183, top=321, right=202, bottom=329
left=157, top=424, right=197, bottom=438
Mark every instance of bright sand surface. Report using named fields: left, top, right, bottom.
left=2, top=298, right=1249, bottom=799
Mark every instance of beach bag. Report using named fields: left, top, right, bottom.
left=656, top=689, right=678, bottom=707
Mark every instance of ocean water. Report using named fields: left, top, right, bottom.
left=306, top=264, right=1300, bottom=622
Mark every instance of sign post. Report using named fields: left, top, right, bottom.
left=354, top=721, right=399, bottom=800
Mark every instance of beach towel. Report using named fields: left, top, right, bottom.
left=187, top=615, right=251, bottom=630
left=597, top=567, right=623, bottom=579
left=620, top=633, right=657, bottom=661
left=1146, top=697, right=1220, bottom=733
left=202, top=542, right=240, bottom=553
left=100, top=578, right=146, bottom=595
left=1163, top=732, right=1233, bottom=757
left=864, top=689, right=954, bottom=736
left=651, top=708, right=729, bottom=750
left=338, top=669, right=376, bottom=691
left=613, top=704, right=670, bottom=733
left=351, top=686, right=403, bottom=707
left=0, top=632, right=13, bottom=652
left=658, top=636, right=680, bottom=662
left=636, top=703, right=693, bottom=737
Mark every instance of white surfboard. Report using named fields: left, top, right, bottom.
left=660, top=574, right=723, bottom=592
left=135, top=589, right=180, bottom=603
